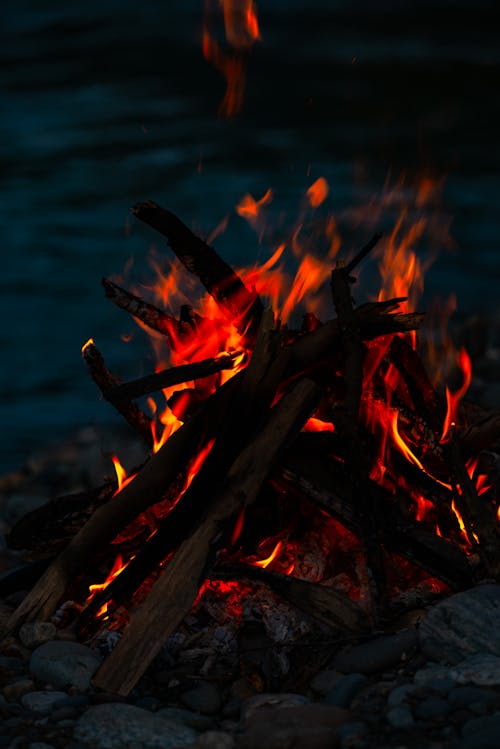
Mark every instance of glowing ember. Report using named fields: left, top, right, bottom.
left=303, top=417, right=335, bottom=433
left=81, top=338, right=95, bottom=355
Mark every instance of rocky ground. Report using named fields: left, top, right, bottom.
left=1, top=314, right=500, bottom=749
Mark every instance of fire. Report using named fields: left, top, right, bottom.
left=111, top=455, right=136, bottom=495
left=202, top=0, right=260, bottom=117
left=440, top=347, right=472, bottom=442
left=303, top=417, right=335, bottom=433
left=254, top=540, right=283, bottom=569
left=81, top=338, right=95, bottom=355
left=306, top=177, right=329, bottom=208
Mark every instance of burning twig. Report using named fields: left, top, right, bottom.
left=344, top=233, right=383, bottom=275
left=131, top=201, right=264, bottom=337
left=108, top=352, right=240, bottom=401
left=81, top=339, right=154, bottom=448
left=102, top=278, right=185, bottom=343
left=92, top=377, right=322, bottom=696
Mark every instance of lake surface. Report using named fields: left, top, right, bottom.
left=1, top=0, right=499, bottom=471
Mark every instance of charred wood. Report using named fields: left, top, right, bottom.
left=132, top=201, right=264, bottom=338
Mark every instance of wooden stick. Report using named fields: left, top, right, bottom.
left=447, top=428, right=500, bottom=579
left=460, top=411, right=500, bottom=456
left=93, top=377, right=322, bottom=695
left=331, top=265, right=385, bottom=618
left=102, top=278, right=185, bottom=343
left=211, top=564, right=368, bottom=634
left=108, top=353, right=239, bottom=401
left=78, top=310, right=284, bottom=625
left=132, top=201, right=264, bottom=338
left=345, top=233, right=382, bottom=275
left=2, top=302, right=422, bottom=634
left=82, top=340, right=154, bottom=448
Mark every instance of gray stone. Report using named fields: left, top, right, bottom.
left=333, top=629, right=417, bottom=675
left=241, top=692, right=309, bottom=723
left=157, top=707, right=215, bottom=731
left=74, top=703, right=197, bottom=748
left=387, top=683, right=420, bottom=707
left=337, top=721, right=367, bottom=748
left=21, top=691, right=68, bottom=715
left=457, top=712, right=500, bottom=748
left=29, top=640, right=101, bottom=691
left=50, top=705, right=79, bottom=721
left=323, top=673, right=367, bottom=708
left=414, top=664, right=458, bottom=685
left=19, top=622, right=57, bottom=650
left=0, top=656, right=26, bottom=676
left=179, top=681, right=222, bottom=715
left=428, top=677, right=457, bottom=695
left=452, top=654, right=500, bottom=686
left=191, top=732, right=235, bottom=749
left=29, top=744, right=55, bottom=749
left=2, top=678, right=36, bottom=701
left=238, top=704, right=350, bottom=749
left=310, top=669, right=342, bottom=696
left=448, top=686, right=498, bottom=710
left=414, top=696, right=450, bottom=720
left=420, top=585, right=500, bottom=664
left=386, top=706, right=414, bottom=728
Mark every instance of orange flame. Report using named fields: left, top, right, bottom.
left=303, top=417, right=335, bottom=433
left=440, top=348, right=472, bottom=442
left=81, top=338, right=95, bottom=355
left=203, top=0, right=260, bottom=117
left=306, top=177, right=329, bottom=208
left=111, top=455, right=136, bottom=496
left=254, top=540, right=283, bottom=569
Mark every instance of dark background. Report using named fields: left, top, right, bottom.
left=1, top=0, right=499, bottom=471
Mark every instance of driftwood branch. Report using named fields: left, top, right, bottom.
left=131, top=201, right=264, bottom=338
left=82, top=340, right=153, bottom=448
left=92, top=377, right=322, bottom=695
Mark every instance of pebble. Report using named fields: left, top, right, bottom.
left=387, top=683, right=420, bottom=706
left=28, top=743, right=55, bottom=749
left=191, top=731, right=235, bottom=749
left=74, top=703, right=197, bottom=748
left=323, top=673, right=367, bottom=708
left=21, top=691, right=69, bottom=715
left=386, top=706, right=415, bottom=728
left=457, top=712, right=500, bottom=749
left=0, top=656, right=27, bottom=676
left=309, top=669, right=341, bottom=696
left=179, top=681, right=222, bottom=715
left=413, top=696, right=450, bottom=720
left=333, top=629, right=418, bottom=675
left=241, top=692, right=309, bottom=723
left=414, top=664, right=457, bottom=685
left=420, top=585, right=500, bottom=664
left=448, top=686, right=498, bottom=710
left=29, top=640, right=102, bottom=691
left=336, top=721, right=367, bottom=748
left=2, top=678, right=36, bottom=701
left=157, top=707, right=215, bottom=731
left=19, top=623, right=57, bottom=650
left=50, top=705, right=79, bottom=721
left=451, top=654, right=500, bottom=686
left=238, top=703, right=351, bottom=749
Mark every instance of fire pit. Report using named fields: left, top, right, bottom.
left=2, top=188, right=500, bottom=708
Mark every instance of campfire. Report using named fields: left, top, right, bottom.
left=3, top=188, right=500, bottom=699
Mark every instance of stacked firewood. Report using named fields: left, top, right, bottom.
left=3, top=201, right=500, bottom=697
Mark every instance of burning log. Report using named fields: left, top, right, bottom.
left=108, top=352, right=240, bottom=401
left=460, top=411, right=500, bottom=456
left=81, top=339, right=154, bottom=448
left=132, top=201, right=264, bottom=337
left=92, top=377, right=322, bottom=695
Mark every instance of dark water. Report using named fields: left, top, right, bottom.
left=1, top=0, right=500, bottom=471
